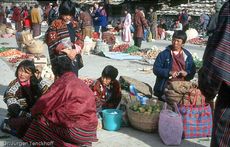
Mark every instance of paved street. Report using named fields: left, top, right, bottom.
left=0, top=25, right=210, bottom=146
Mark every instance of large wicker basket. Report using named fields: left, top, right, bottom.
left=127, top=99, right=163, bottom=132
left=26, top=40, right=45, bottom=54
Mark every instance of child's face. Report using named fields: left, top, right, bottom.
left=102, top=77, right=112, bottom=86
left=17, top=67, right=32, bottom=82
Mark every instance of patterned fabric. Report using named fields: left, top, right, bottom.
left=178, top=101, right=213, bottom=138
left=211, top=83, right=230, bottom=147
left=3, top=78, right=49, bottom=137
left=171, top=51, right=185, bottom=81
left=201, top=1, right=230, bottom=87
left=91, top=78, right=121, bottom=111
left=24, top=72, right=98, bottom=146
left=4, top=79, right=49, bottom=114
left=45, top=19, right=84, bottom=75
left=22, top=115, right=97, bottom=146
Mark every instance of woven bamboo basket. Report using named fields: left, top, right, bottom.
left=127, top=99, right=163, bottom=132
left=26, top=40, right=44, bottom=54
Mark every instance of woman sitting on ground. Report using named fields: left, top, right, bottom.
left=91, top=65, right=121, bottom=112
left=1, top=60, right=49, bottom=138
left=22, top=56, right=98, bottom=146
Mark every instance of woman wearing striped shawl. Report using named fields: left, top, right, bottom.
left=198, top=1, right=230, bottom=147
left=22, top=55, right=98, bottom=146
left=45, top=0, right=83, bottom=77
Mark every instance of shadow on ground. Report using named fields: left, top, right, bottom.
left=0, top=85, right=7, bottom=96
left=118, top=127, right=207, bottom=147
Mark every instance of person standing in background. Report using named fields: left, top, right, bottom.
left=0, top=4, right=5, bottom=24
left=31, top=3, right=42, bottom=38
left=121, top=7, right=132, bottom=43
left=48, top=3, right=59, bottom=25
left=98, top=2, right=108, bottom=33
left=147, top=7, right=157, bottom=40
left=207, top=0, right=225, bottom=37
left=44, top=3, right=51, bottom=22
left=92, top=2, right=100, bottom=33
left=180, top=9, right=189, bottom=31
left=21, top=6, right=31, bottom=31
left=198, top=2, right=230, bottom=147
left=12, top=4, right=22, bottom=31
left=5, top=6, right=10, bottom=18
left=45, top=0, right=83, bottom=77
left=79, top=5, right=92, bottom=39
left=133, top=6, right=148, bottom=48
left=199, top=12, right=210, bottom=35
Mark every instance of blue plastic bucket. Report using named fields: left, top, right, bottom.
left=102, top=109, right=123, bottom=131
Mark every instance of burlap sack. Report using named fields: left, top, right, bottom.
left=165, top=81, right=202, bottom=107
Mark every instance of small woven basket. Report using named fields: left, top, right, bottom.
left=127, top=99, right=163, bottom=132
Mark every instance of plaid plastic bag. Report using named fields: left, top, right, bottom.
left=178, top=89, right=212, bottom=139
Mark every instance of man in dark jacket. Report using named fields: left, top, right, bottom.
left=153, top=30, right=196, bottom=101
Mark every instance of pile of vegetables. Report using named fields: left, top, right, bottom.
left=0, top=49, right=24, bottom=57
left=8, top=54, right=30, bottom=63
left=0, top=47, right=8, bottom=53
left=129, top=102, right=162, bottom=114
left=188, top=37, right=207, bottom=45
left=130, top=47, right=161, bottom=59
left=125, top=45, right=140, bottom=53
left=111, top=44, right=129, bottom=52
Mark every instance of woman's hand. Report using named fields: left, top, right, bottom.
left=61, top=48, right=77, bottom=60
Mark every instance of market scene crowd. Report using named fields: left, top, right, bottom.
left=0, top=0, right=229, bottom=146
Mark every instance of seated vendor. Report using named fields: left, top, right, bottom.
left=153, top=30, right=196, bottom=101
left=22, top=56, right=98, bottom=146
left=1, top=60, right=49, bottom=137
left=91, top=65, right=121, bottom=112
